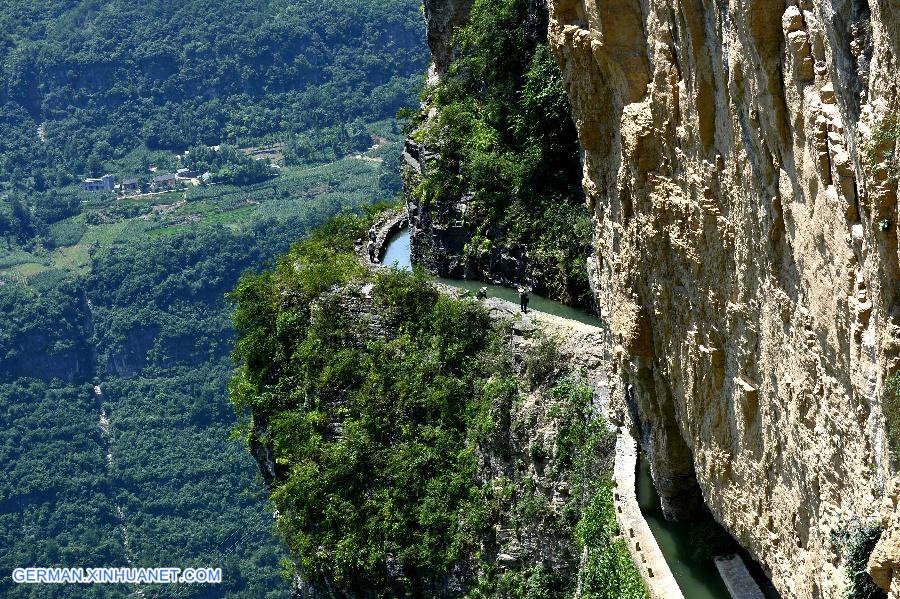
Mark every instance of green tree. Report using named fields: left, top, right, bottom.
left=9, top=198, right=32, bottom=243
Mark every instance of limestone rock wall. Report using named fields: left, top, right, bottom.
left=546, top=0, right=899, bottom=596
left=424, top=0, right=475, bottom=76
left=870, top=475, right=900, bottom=597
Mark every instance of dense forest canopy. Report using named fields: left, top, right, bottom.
left=0, top=0, right=427, bottom=597
left=0, top=0, right=426, bottom=189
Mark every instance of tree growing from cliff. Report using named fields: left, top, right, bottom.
left=867, top=114, right=899, bottom=184
left=886, top=373, right=900, bottom=469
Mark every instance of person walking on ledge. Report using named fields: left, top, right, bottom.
left=518, top=285, right=529, bottom=314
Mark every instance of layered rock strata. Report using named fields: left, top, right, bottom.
left=546, top=0, right=900, bottom=596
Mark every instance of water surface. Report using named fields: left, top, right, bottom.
left=382, top=229, right=600, bottom=327
left=637, top=455, right=732, bottom=599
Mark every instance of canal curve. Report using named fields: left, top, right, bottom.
left=381, top=228, right=600, bottom=327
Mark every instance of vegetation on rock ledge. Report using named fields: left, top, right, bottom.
left=410, top=0, right=592, bottom=307
left=229, top=212, right=644, bottom=597
left=886, top=373, right=900, bottom=470
left=831, top=519, right=886, bottom=599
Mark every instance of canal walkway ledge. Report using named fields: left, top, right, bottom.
left=614, top=420, right=685, bottom=598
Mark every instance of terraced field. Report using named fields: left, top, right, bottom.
left=0, top=141, right=395, bottom=290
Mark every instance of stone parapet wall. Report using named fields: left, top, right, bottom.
left=612, top=424, right=684, bottom=599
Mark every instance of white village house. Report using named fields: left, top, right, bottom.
left=82, top=174, right=115, bottom=192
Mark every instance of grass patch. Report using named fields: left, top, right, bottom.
left=80, top=221, right=131, bottom=246
left=13, top=262, right=50, bottom=277
left=123, top=190, right=185, bottom=204
left=28, top=268, right=73, bottom=291
left=204, top=205, right=256, bottom=228
left=48, top=217, right=87, bottom=248
left=48, top=244, right=92, bottom=274
left=0, top=249, right=49, bottom=270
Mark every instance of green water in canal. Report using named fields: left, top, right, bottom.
left=637, top=455, right=732, bottom=599
left=381, top=228, right=600, bottom=327
left=382, top=228, right=737, bottom=598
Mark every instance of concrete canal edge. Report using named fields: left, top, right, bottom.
left=613, top=422, right=686, bottom=599
left=714, top=555, right=767, bottom=599
left=360, top=207, right=408, bottom=265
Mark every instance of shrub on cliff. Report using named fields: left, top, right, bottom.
left=867, top=114, right=899, bottom=185
left=886, top=373, right=900, bottom=469
left=577, top=487, right=646, bottom=599
left=414, top=0, right=592, bottom=307
left=831, top=520, right=887, bottom=599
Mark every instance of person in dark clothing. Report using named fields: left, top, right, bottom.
left=518, top=285, right=529, bottom=313
left=367, top=240, right=376, bottom=262
left=476, top=286, right=488, bottom=301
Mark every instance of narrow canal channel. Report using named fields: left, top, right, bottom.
left=381, top=228, right=599, bottom=326
left=382, top=227, right=738, bottom=599
left=637, top=454, right=732, bottom=598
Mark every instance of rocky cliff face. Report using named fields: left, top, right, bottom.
left=545, top=0, right=899, bottom=596
left=424, top=0, right=476, bottom=76
left=0, top=290, right=94, bottom=384
left=402, top=141, right=536, bottom=291
left=405, top=0, right=537, bottom=292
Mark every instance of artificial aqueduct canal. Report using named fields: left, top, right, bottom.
left=363, top=209, right=776, bottom=599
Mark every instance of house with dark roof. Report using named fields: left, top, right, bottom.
left=121, top=178, right=140, bottom=193
left=151, top=173, right=179, bottom=192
